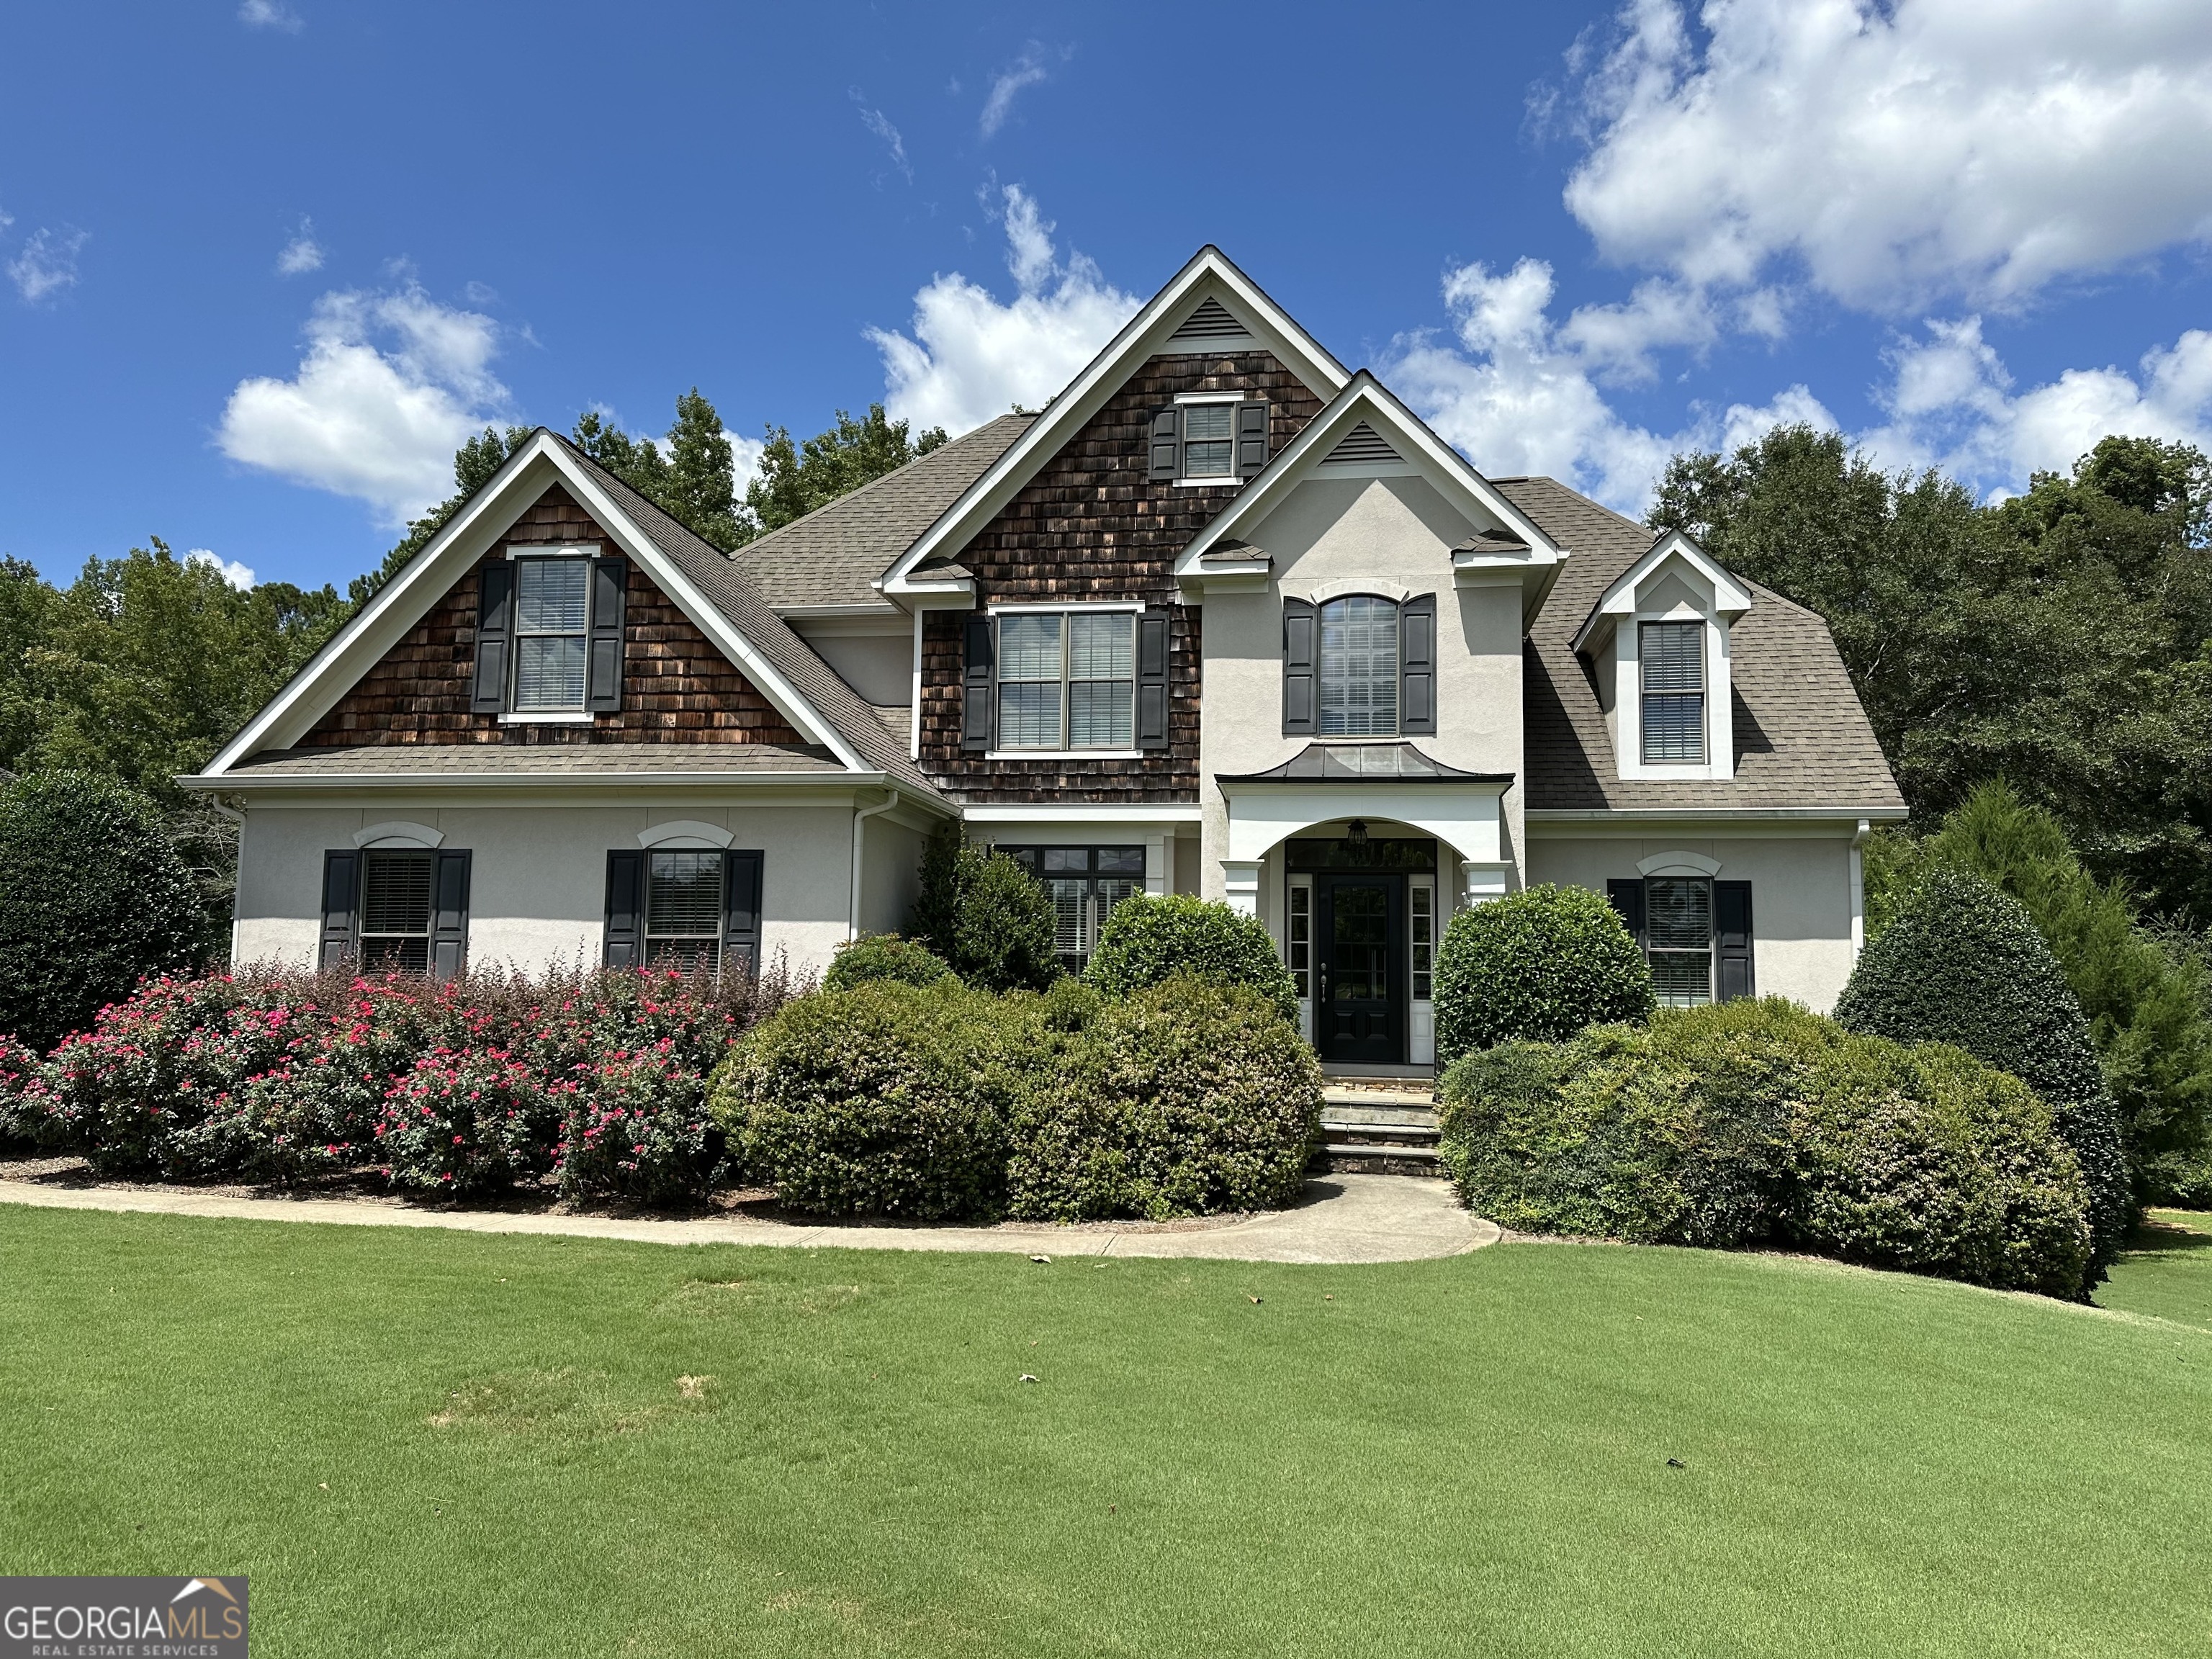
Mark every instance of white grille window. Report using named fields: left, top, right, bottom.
left=1007, top=846, right=1144, bottom=967
left=513, top=557, right=591, bottom=711
left=645, top=851, right=724, bottom=971
left=1182, top=403, right=1235, bottom=477
left=996, top=613, right=1136, bottom=750
left=1640, top=621, right=1706, bottom=763
left=359, top=850, right=433, bottom=972
left=1411, top=881, right=1434, bottom=999
left=1288, top=881, right=1312, bottom=1000
left=1318, top=595, right=1399, bottom=736
left=1646, top=877, right=1713, bottom=1005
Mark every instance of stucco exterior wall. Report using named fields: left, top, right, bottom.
left=233, top=796, right=914, bottom=979
left=1524, top=830, right=1861, bottom=1012
left=1197, top=474, right=1525, bottom=892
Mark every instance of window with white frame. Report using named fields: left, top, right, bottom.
left=1639, top=621, right=1706, bottom=763
left=1410, top=879, right=1434, bottom=999
left=1181, top=402, right=1236, bottom=477
left=1318, top=595, right=1400, bottom=735
left=359, top=850, right=435, bottom=972
left=1287, top=879, right=1312, bottom=1000
left=1003, top=846, right=1144, bottom=967
left=644, top=850, right=727, bottom=970
left=513, top=556, right=593, bottom=712
left=996, top=613, right=1136, bottom=750
left=1645, top=876, right=1713, bottom=1005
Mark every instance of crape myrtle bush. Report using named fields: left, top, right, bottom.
left=1082, top=896, right=1300, bottom=1024
left=4, top=960, right=799, bottom=1200
left=1433, top=885, right=1655, bottom=1066
left=822, top=933, right=955, bottom=994
left=713, top=972, right=1323, bottom=1224
left=1438, top=998, right=2094, bottom=1299
left=1835, top=865, right=2134, bottom=1277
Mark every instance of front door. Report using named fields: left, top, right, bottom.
left=1317, top=874, right=1401, bottom=1064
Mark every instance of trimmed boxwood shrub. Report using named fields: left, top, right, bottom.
left=1835, top=864, right=2133, bottom=1277
left=1009, top=976, right=1322, bottom=1220
left=1439, top=998, right=2093, bottom=1298
left=1433, top=884, right=1655, bottom=1065
left=0, top=773, right=207, bottom=1053
left=1083, top=895, right=1298, bottom=1023
left=822, top=934, right=955, bottom=993
left=711, top=981, right=1017, bottom=1220
left=907, top=826, right=1061, bottom=994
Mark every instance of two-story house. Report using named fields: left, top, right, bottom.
left=187, top=248, right=1905, bottom=1073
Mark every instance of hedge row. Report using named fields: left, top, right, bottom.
left=713, top=974, right=1323, bottom=1223
left=1439, top=998, right=2097, bottom=1300
left=0, top=963, right=797, bottom=1205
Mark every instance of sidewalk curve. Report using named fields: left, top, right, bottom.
left=0, top=1172, right=1498, bottom=1266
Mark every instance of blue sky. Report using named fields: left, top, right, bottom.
left=5, top=0, right=2211, bottom=594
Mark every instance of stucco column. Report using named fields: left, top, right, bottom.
left=1221, top=860, right=1262, bottom=917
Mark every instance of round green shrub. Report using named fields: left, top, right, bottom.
left=1009, top=976, right=1321, bottom=1221
left=1432, top=884, right=1655, bottom=1065
left=822, top=934, right=955, bottom=993
left=1082, top=894, right=1298, bottom=1024
left=711, top=981, right=1015, bottom=1220
left=0, top=773, right=207, bottom=1053
left=907, top=827, right=1060, bottom=994
left=1835, top=864, right=2132, bottom=1277
left=1437, top=997, right=2095, bottom=1298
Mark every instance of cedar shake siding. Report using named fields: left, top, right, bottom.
left=304, top=485, right=803, bottom=747
left=918, top=351, right=1325, bottom=802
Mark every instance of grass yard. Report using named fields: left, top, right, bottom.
left=3, top=1205, right=2209, bottom=1658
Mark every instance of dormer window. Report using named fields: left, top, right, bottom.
left=513, top=557, right=592, bottom=711
left=471, top=546, right=627, bottom=721
left=1639, top=621, right=1705, bottom=763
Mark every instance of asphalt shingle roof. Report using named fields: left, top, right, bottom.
left=1498, top=475, right=1905, bottom=814
left=737, top=413, right=1034, bottom=611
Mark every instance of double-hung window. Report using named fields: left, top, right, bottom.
left=1004, top=846, right=1144, bottom=968
left=1608, top=876, right=1755, bottom=1007
left=997, top=613, right=1136, bottom=750
left=512, top=557, right=592, bottom=712
left=602, top=848, right=764, bottom=977
left=318, top=845, right=473, bottom=981
left=1640, top=621, right=1705, bottom=763
left=359, top=850, right=435, bottom=972
left=1146, top=397, right=1269, bottom=482
left=644, top=851, right=727, bottom=971
left=1318, top=595, right=1401, bottom=736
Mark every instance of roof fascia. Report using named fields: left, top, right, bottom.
left=1569, top=529, right=1753, bottom=656
left=878, top=247, right=1352, bottom=591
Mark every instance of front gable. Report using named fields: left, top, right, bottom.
left=304, top=483, right=803, bottom=748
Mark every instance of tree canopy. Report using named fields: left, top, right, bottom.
left=745, top=403, right=947, bottom=536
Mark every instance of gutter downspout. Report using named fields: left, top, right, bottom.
left=204, top=793, right=248, bottom=970
left=1849, top=817, right=1872, bottom=961
left=849, top=789, right=902, bottom=942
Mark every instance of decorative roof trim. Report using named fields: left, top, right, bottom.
left=1570, top=528, right=1753, bottom=657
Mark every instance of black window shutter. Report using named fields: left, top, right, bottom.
left=1715, top=880, right=1755, bottom=1001
left=1606, top=879, right=1647, bottom=950
left=1147, top=408, right=1181, bottom=480
left=472, top=561, right=515, bottom=714
left=962, top=613, right=996, bottom=752
left=428, top=850, right=472, bottom=982
left=603, top=850, right=646, bottom=968
left=318, top=850, right=361, bottom=970
left=1136, top=613, right=1170, bottom=749
left=723, top=850, right=765, bottom=978
left=1400, top=593, right=1437, bottom=735
left=1236, top=401, right=1269, bottom=476
left=1282, top=598, right=1318, bottom=735
left=586, top=556, right=626, bottom=713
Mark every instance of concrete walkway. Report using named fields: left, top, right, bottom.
left=0, top=1173, right=1498, bottom=1266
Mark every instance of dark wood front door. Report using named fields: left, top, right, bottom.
left=1317, top=874, right=1402, bottom=1064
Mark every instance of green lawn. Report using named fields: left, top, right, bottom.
left=3, top=1207, right=2209, bottom=1658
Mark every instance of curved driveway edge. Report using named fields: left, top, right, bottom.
left=0, top=1172, right=1498, bottom=1266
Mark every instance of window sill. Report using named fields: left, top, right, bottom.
left=1173, top=477, right=1243, bottom=489
left=985, top=749, right=1145, bottom=761
left=500, top=711, right=597, bottom=726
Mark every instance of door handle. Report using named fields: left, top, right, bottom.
left=1319, top=966, right=1328, bottom=1003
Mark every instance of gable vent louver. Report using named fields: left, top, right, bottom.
left=1167, top=297, right=1246, bottom=342
left=1323, top=421, right=1403, bottom=466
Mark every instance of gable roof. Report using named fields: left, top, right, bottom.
left=1174, top=372, right=1568, bottom=621
left=1502, top=476, right=1905, bottom=815
left=742, top=412, right=1033, bottom=613
left=193, top=431, right=945, bottom=801
left=1568, top=527, right=1752, bottom=656
left=880, top=245, right=1352, bottom=593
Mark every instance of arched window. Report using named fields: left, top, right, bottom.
left=1318, top=595, right=1399, bottom=735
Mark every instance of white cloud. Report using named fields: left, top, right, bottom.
left=725, top=429, right=766, bottom=502
left=238, top=0, right=302, bottom=30
left=1388, top=256, right=1834, bottom=511
left=1563, top=0, right=2212, bottom=315
left=850, top=91, right=912, bottom=183
left=1862, top=316, right=2212, bottom=492
left=187, top=549, right=256, bottom=590
left=276, top=219, right=323, bottom=276
left=217, top=282, right=508, bottom=525
left=8, top=226, right=87, bottom=304
left=980, top=42, right=1060, bottom=138
left=866, top=186, right=1140, bottom=436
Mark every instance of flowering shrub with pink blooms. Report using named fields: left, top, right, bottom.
left=0, top=959, right=801, bottom=1198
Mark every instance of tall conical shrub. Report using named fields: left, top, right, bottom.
left=1835, top=865, right=2133, bottom=1280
